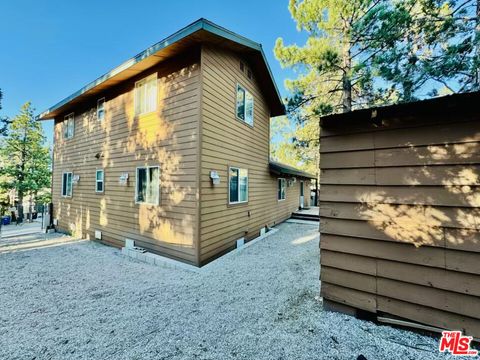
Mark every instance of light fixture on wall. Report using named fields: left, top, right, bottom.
left=119, top=173, right=129, bottom=186
left=210, top=171, right=220, bottom=185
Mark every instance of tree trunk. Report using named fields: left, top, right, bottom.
left=342, top=36, right=352, bottom=112
left=17, top=191, right=24, bottom=223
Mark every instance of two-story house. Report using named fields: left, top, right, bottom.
left=38, top=19, right=315, bottom=266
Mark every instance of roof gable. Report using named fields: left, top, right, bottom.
left=38, top=18, right=285, bottom=120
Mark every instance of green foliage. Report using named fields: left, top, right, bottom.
left=274, top=0, right=479, bottom=170
left=374, top=0, right=479, bottom=101
left=0, top=89, right=10, bottom=136
left=0, top=102, right=51, bottom=211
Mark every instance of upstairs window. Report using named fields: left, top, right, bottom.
left=97, top=98, right=105, bottom=121
left=95, top=169, right=104, bottom=193
left=229, top=167, right=248, bottom=204
left=236, top=84, right=254, bottom=126
left=62, top=172, right=73, bottom=197
left=278, top=178, right=286, bottom=201
left=135, top=74, right=157, bottom=115
left=64, top=113, right=75, bottom=139
left=136, top=166, right=160, bottom=205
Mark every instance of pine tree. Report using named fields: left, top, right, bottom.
left=0, top=102, right=51, bottom=221
left=0, top=89, right=10, bottom=136
left=374, top=0, right=479, bottom=100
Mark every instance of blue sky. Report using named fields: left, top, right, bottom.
left=0, top=0, right=306, bottom=145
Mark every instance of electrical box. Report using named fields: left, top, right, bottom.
left=95, top=230, right=102, bottom=240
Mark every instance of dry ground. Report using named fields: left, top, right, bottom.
left=0, top=223, right=452, bottom=359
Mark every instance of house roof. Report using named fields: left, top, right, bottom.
left=320, top=90, right=480, bottom=128
left=37, top=18, right=285, bottom=120
left=269, top=160, right=316, bottom=179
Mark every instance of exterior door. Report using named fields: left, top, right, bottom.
left=299, top=181, right=304, bottom=209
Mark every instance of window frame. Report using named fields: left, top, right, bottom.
left=134, top=73, right=157, bottom=116
left=97, top=97, right=105, bottom=121
left=95, top=169, right=104, bottom=193
left=64, top=113, right=75, bottom=139
left=135, top=166, right=160, bottom=205
left=278, top=178, right=286, bottom=201
left=228, top=166, right=249, bottom=205
left=61, top=172, right=73, bottom=198
left=235, top=83, right=254, bottom=127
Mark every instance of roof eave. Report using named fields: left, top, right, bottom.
left=37, top=18, right=285, bottom=120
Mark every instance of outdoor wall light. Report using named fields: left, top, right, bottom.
left=119, top=173, right=129, bottom=185
left=210, top=171, right=220, bottom=185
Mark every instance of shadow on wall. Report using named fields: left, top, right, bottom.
left=55, top=59, right=199, bottom=250
left=355, top=139, right=480, bottom=249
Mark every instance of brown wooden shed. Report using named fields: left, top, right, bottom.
left=319, top=91, right=480, bottom=338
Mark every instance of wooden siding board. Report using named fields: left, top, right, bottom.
left=319, top=110, right=480, bottom=336
left=198, top=45, right=305, bottom=263
left=52, top=54, right=201, bottom=265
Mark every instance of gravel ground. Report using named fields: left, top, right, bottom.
left=0, top=222, right=453, bottom=360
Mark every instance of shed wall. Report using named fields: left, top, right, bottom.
left=319, top=110, right=480, bottom=337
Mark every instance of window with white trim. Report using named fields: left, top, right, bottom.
left=95, top=169, right=104, bottom=193
left=134, top=74, right=157, bottom=115
left=229, top=167, right=248, bottom=204
left=62, top=172, right=73, bottom=197
left=236, top=84, right=254, bottom=126
left=97, top=98, right=105, bottom=121
left=64, top=113, right=75, bottom=139
left=278, top=178, right=286, bottom=200
left=136, top=166, right=159, bottom=204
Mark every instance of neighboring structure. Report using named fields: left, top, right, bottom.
left=38, top=19, right=315, bottom=266
left=319, top=91, right=480, bottom=338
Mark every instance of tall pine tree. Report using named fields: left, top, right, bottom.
left=0, top=102, right=51, bottom=221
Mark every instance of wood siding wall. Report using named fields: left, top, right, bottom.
left=52, top=51, right=201, bottom=265
left=319, top=112, right=480, bottom=337
left=199, top=45, right=307, bottom=264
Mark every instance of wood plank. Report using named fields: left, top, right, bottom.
left=377, top=296, right=480, bottom=338
left=321, top=266, right=376, bottom=293
left=320, top=234, right=446, bottom=268
left=376, top=260, right=480, bottom=297
left=321, top=250, right=377, bottom=276
left=321, top=282, right=376, bottom=313
left=320, top=185, right=480, bottom=207
left=377, top=278, right=480, bottom=319
left=321, top=217, right=445, bottom=247
left=320, top=201, right=480, bottom=230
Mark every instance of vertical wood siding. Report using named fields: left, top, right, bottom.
left=52, top=52, right=201, bottom=265
left=199, top=45, right=307, bottom=264
left=320, top=111, right=480, bottom=337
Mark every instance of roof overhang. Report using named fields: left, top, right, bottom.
left=37, top=18, right=285, bottom=120
left=269, top=160, right=316, bottom=179
left=320, top=91, right=480, bottom=128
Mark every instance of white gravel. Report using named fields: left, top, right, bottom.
left=0, top=222, right=453, bottom=360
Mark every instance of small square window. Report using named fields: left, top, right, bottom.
left=96, top=169, right=104, bottom=193
left=97, top=98, right=105, bottom=121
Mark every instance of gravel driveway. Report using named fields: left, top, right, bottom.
left=0, top=222, right=451, bottom=359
